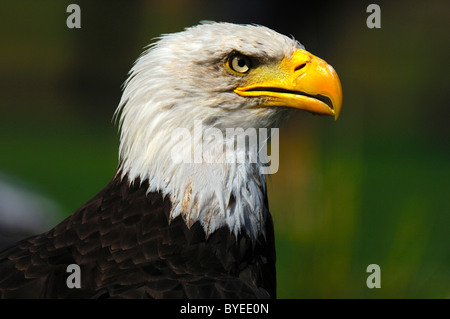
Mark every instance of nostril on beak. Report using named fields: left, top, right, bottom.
left=294, top=63, right=307, bottom=72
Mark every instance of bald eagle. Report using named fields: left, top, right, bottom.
left=0, top=22, right=342, bottom=299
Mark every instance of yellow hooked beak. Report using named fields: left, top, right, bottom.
left=234, top=48, right=343, bottom=120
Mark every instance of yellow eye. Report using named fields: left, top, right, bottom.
left=229, top=53, right=252, bottom=74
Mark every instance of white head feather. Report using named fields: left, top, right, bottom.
left=115, top=22, right=302, bottom=240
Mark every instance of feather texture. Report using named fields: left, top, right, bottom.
left=0, top=175, right=276, bottom=298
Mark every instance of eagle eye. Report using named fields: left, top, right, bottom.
left=228, top=53, right=252, bottom=74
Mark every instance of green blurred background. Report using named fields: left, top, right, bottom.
left=0, top=0, right=449, bottom=298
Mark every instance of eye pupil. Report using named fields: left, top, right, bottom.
left=238, top=58, right=246, bottom=67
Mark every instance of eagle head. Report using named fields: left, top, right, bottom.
left=115, top=22, right=342, bottom=240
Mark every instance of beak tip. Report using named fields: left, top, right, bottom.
left=332, top=96, right=343, bottom=121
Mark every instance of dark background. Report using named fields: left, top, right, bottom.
left=1, top=0, right=449, bottom=298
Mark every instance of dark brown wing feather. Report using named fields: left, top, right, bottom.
left=0, top=174, right=276, bottom=299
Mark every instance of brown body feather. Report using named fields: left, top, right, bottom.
left=0, top=174, right=276, bottom=298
